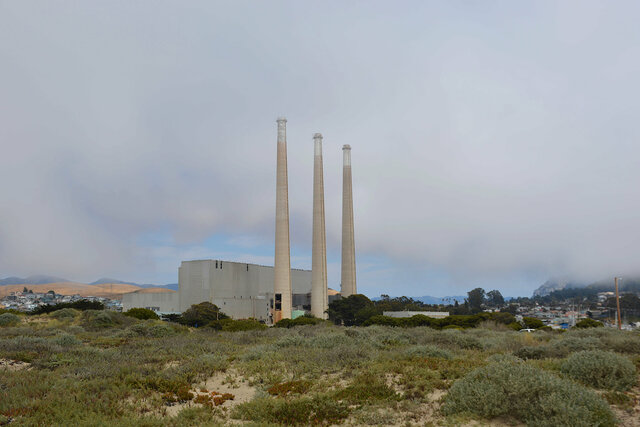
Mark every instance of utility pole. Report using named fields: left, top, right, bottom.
left=615, top=277, right=622, bottom=330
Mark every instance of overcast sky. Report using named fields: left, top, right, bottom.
left=1, top=1, right=639, bottom=297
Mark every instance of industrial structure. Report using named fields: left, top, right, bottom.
left=311, top=133, right=328, bottom=318
left=123, top=118, right=355, bottom=323
left=273, top=117, right=292, bottom=321
left=341, top=144, right=357, bottom=297
left=122, top=260, right=313, bottom=321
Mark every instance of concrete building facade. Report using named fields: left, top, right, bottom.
left=122, top=259, right=312, bottom=322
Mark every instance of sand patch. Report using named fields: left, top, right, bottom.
left=0, top=359, right=31, bottom=371
left=165, top=369, right=256, bottom=417
left=609, top=387, right=640, bottom=427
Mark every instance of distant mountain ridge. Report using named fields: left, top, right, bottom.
left=532, top=277, right=640, bottom=297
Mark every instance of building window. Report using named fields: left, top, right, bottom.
left=246, top=264, right=249, bottom=271
left=215, top=261, right=218, bottom=269
left=220, top=262, right=223, bottom=270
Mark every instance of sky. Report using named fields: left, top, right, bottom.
left=1, top=1, right=640, bottom=297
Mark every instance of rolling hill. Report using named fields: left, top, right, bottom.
left=0, top=278, right=177, bottom=300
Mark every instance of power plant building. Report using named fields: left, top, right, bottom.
left=122, top=259, right=313, bottom=322
left=123, top=117, right=355, bottom=323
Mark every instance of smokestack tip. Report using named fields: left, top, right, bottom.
left=342, top=144, right=351, bottom=150
left=313, top=133, right=323, bottom=139
left=276, top=117, right=287, bottom=123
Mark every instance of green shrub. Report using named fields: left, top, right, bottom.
left=231, top=394, right=349, bottom=425
left=486, top=353, right=522, bottom=364
left=276, top=316, right=325, bottom=328
left=30, top=299, right=104, bottom=314
left=0, top=313, right=20, bottom=327
left=123, top=308, right=159, bottom=320
left=179, top=302, right=228, bottom=327
left=267, top=380, right=312, bottom=397
left=125, top=321, right=178, bottom=337
left=335, top=373, right=398, bottom=404
left=362, top=315, right=400, bottom=327
left=507, top=321, right=522, bottom=331
left=81, top=310, right=133, bottom=330
left=442, top=359, right=615, bottom=426
left=574, top=318, right=604, bottom=329
left=514, top=346, right=547, bottom=360
left=560, top=350, right=637, bottom=391
left=52, top=333, right=81, bottom=347
left=221, top=318, right=267, bottom=332
left=522, top=317, right=544, bottom=329
left=404, top=345, right=453, bottom=360
left=49, top=308, right=79, bottom=320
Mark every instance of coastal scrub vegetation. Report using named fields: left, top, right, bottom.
left=0, top=305, right=638, bottom=426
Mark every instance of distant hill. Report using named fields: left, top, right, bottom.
left=532, top=277, right=640, bottom=297
left=89, top=277, right=174, bottom=290
left=0, top=282, right=158, bottom=299
left=1, top=275, right=178, bottom=294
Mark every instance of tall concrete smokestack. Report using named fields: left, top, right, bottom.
left=311, top=133, right=328, bottom=319
left=274, top=117, right=292, bottom=321
left=341, top=144, right=357, bottom=297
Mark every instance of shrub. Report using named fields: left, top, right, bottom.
left=0, top=313, right=20, bottom=327
left=52, top=333, right=81, bottom=347
left=574, top=318, right=604, bottom=329
left=179, top=302, right=228, bottom=327
left=81, top=310, right=133, bottom=330
left=30, top=299, right=104, bottom=314
left=335, top=373, right=398, bottom=404
left=560, top=350, right=637, bottom=391
left=231, top=394, right=349, bottom=425
left=442, top=359, right=615, bottom=426
left=125, top=321, right=178, bottom=337
left=522, top=317, right=544, bottom=329
left=404, top=345, right=453, bottom=360
left=267, top=380, right=312, bottom=397
left=514, top=346, right=547, bottom=360
left=221, top=318, right=267, bottom=332
left=362, top=315, right=401, bottom=327
left=276, top=316, right=324, bottom=328
left=507, top=322, right=522, bottom=331
left=49, top=308, right=79, bottom=320
left=123, top=308, right=159, bottom=320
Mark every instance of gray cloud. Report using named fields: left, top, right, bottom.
left=1, top=1, right=639, bottom=295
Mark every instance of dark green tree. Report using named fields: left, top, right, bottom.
left=124, top=308, right=159, bottom=320
left=574, top=318, right=604, bottom=328
left=500, top=304, right=518, bottom=315
left=522, top=317, right=544, bottom=329
left=466, top=288, right=486, bottom=313
left=486, top=290, right=505, bottom=307
left=179, top=302, right=228, bottom=327
left=327, top=294, right=378, bottom=326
